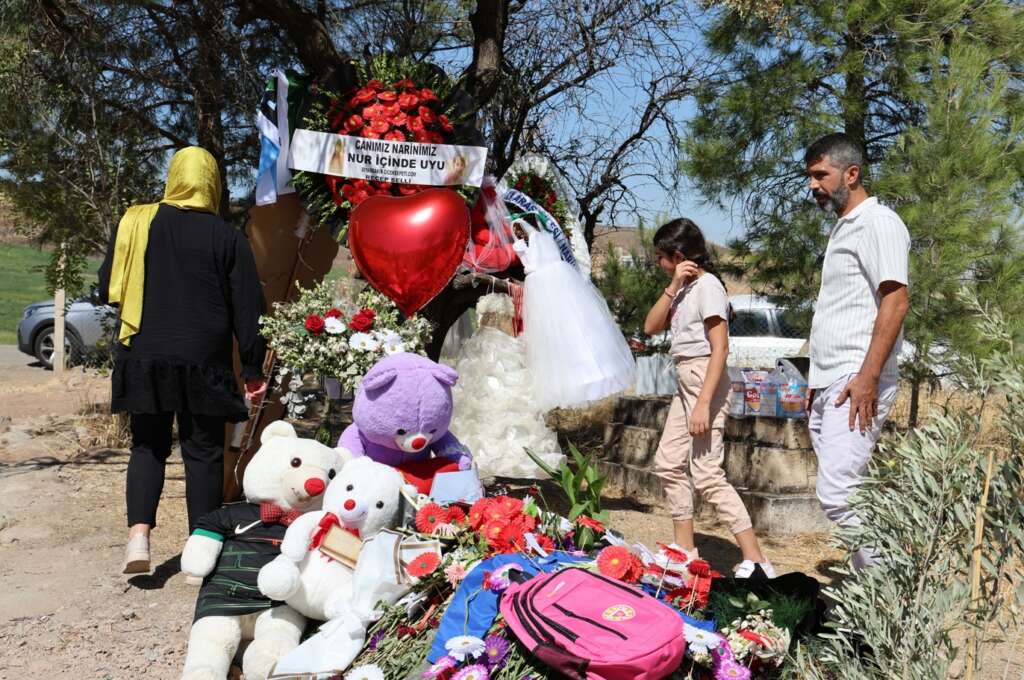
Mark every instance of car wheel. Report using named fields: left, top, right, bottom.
left=33, top=326, right=79, bottom=370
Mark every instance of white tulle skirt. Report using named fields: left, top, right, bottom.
left=449, top=327, right=564, bottom=480
left=522, top=261, right=636, bottom=411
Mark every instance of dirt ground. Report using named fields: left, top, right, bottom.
left=0, top=346, right=1018, bottom=679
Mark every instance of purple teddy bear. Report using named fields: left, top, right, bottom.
left=336, top=352, right=473, bottom=470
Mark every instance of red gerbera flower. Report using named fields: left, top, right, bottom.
left=377, top=90, right=398, bottom=103
left=576, top=516, right=605, bottom=534
left=520, top=513, right=539, bottom=532
left=362, top=130, right=381, bottom=140
left=445, top=505, right=466, bottom=524
left=389, top=111, right=408, bottom=128
left=426, top=130, right=445, bottom=144
left=398, top=92, right=420, bottom=110
left=344, top=114, right=364, bottom=132
left=687, top=559, right=712, bottom=577
left=416, top=503, right=446, bottom=534
left=497, top=496, right=523, bottom=515
left=483, top=502, right=510, bottom=523
left=407, top=551, right=440, bottom=578
left=407, top=116, right=425, bottom=134
left=657, top=542, right=691, bottom=564
left=362, top=104, right=383, bottom=120
left=350, top=88, right=376, bottom=105
left=418, top=106, right=437, bottom=124
left=497, top=524, right=526, bottom=552
left=393, top=78, right=416, bottom=90
left=366, top=79, right=385, bottom=91
left=325, top=308, right=343, bottom=319
left=369, top=119, right=390, bottom=135
left=438, top=114, right=454, bottom=132
left=622, top=554, right=645, bottom=583
left=419, top=87, right=438, bottom=102
left=384, top=130, right=405, bottom=142
left=533, top=533, right=555, bottom=553
left=597, top=546, right=632, bottom=580
left=468, top=498, right=491, bottom=528
left=481, top=519, right=505, bottom=543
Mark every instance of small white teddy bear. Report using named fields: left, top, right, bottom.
left=179, top=421, right=348, bottom=680
left=257, top=456, right=415, bottom=623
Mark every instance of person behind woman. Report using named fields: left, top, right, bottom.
left=644, top=218, right=773, bottom=578
left=97, top=147, right=267, bottom=575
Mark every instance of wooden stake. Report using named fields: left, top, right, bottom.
left=53, top=244, right=68, bottom=376
left=964, top=448, right=996, bottom=680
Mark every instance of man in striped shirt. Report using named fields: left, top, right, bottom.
left=804, top=133, right=910, bottom=569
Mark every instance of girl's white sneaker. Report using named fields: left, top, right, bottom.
left=734, top=559, right=776, bottom=579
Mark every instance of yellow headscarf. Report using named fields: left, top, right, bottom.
left=108, top=146, right=222, bottom=345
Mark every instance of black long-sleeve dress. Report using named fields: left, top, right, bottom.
left=97, top=204, right=266, bottom=423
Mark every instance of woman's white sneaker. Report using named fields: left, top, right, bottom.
left=734, top=559, right=776, bottom=579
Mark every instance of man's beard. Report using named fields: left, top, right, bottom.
left=815, top=184, right=849, bottom=214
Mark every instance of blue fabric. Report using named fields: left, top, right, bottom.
left=427, top=551, right=587, bottom=662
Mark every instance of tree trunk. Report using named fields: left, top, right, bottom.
left=465, top=0, right=509, bottom=107
left=235, top=0, right=342, bottom=78
left=581, top=208, right=602, bottom=251
left=908, top=374, right=921, bottom=429
left=193, top=0, right=229, bottom=216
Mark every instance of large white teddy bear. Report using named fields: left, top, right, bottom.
left=257, top=456, right=415, bottom=623
left=179, top=421, right=348, bottom=680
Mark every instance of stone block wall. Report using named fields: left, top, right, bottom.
left=600, top=396, right=830, bottom=535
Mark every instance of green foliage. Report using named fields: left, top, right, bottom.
left=0, top=1, right=288, bottom=293
left=525, top=441, right=609, bottom=550
left=874, top=40, right=1024, bottom=389
left=683, top=0, right=1024, bottom=323
left=708, top=587, right=815, bottom=637
left=792, top=291, right=1024, bottom=679
left=595, top=225, right=666, bottom=338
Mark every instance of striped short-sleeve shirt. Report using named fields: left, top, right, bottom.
left=808, top=197, right=911, bottom=389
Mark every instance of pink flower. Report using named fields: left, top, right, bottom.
left=444, top=562, right=468, bottom=586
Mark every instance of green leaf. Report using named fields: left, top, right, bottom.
left=568, top=502, right=587, bottom=521
left=524, top=447, right=558, bottom=478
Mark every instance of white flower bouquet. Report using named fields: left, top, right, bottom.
left=259, top=281, right=434, bottom=402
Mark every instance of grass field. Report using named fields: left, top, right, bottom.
left=0, top=244, right=101, bottom=345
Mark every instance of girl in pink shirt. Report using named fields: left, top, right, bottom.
left=643, top=218, right=773, bottom=578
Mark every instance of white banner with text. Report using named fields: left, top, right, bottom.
left=288, top=129, right=487, bottom=187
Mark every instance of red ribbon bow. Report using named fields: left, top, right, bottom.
left=309, top=512, right=360, bottom=551
left=259, top=502, right=303, bottom=527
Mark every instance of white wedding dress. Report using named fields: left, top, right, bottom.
left=448, top=293, right=564, bottom=479
left=513, top=225, right=636, bottom=411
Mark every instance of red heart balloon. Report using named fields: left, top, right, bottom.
left=348, top=189, right=470, bottom=317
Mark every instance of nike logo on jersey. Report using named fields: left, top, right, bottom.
left=234, top=520, right=262, bottom=535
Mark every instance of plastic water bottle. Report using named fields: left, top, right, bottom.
left=774, top=358, right=808, bottom=418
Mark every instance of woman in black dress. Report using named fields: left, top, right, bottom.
left=98, top=147, right=267, bottom=574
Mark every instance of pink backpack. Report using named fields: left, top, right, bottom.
left=499, top=567, right=685, bottom=680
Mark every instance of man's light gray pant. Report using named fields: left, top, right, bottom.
left=809, top=373, right=898, bottom=570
